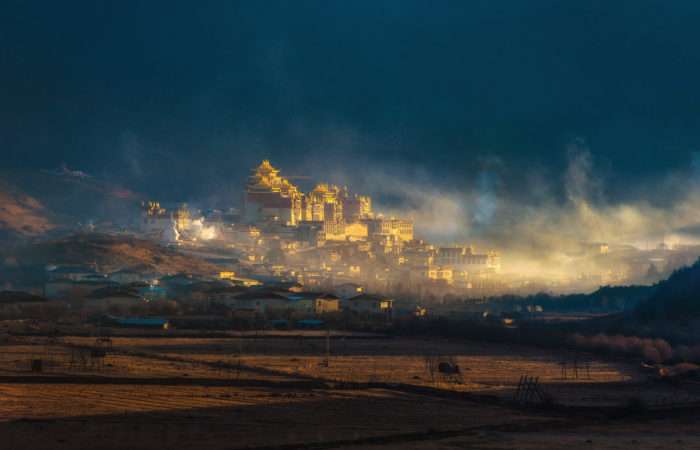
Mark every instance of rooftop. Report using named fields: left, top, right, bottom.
left=88, top=286, right=142, bottom=300
left=234, top=291, right=289, bottom=301
left=348, top=293, right=392, bottom=302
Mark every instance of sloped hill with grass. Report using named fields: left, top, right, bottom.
left=0, top=180, right=55, bottom=238
left=0, top=168, right=141, bottom=238
left=637, top=258, right=700, bottom=320
left=12, top=233, right=221, bottom=275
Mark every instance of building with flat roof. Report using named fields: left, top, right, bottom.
left=364, top=217, right=414, bottom=242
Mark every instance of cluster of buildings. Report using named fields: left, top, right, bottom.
left=232, top=161, right=501, bottom=300
left=9, top=161, right=700, bottom=328
left=6, top=263, right=394, bottom=325
left=135, top=160, right=502, bottom=302
left=244, top=160, right=407, bottom=242
left=141, top=201, right=217, bottom=243
left=130, top=160, right=700, bottom=301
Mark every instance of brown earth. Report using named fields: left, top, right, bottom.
left=11, top=233, right=221, bottom=274
left=0, top=336, right=698, bottom=450
left=0, top=185, right=54, bottom=236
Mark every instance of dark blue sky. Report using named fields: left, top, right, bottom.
left=2, top=1, right=700, bottom=203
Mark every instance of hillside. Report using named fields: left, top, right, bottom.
left=637, top=258, right=700, bottom=320
left=469, top=284, right=655, bottom=315
left=0, top=180, right=54, bottom=237
left=10, top=233, right=221, bottom=275
left=0, top=168, right=141, bottom=238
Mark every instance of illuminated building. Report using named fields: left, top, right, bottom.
left=143, top=201, right=166, bottom=218
left=364, top=217, right=414, bottom=242
left=342, top=222, right=369, bottom=240
left=244, top=160, right=303, bottom=225
left=341, top=189, right=373, bottom=222
left=402, top=241, right=435, bottom=269
left=435, top=246, right=500, bottom=273
left=304, top=183, right=342, bottom=222
left=141, top=200, right=174, bottom=237
left=427, top=266, right=454, bottom=284
left=244, top=160, right=376, bottom=243
left=172, top=204, right=192, bottom=232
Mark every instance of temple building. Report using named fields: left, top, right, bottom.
left=363, top=217, right=414, bottom=242
left=342, top=191, right=373, bottom=222
left=435, top=246, right=501, bottom=273
left=244, top=160, right=303, bottom=225
left=244, top=160, right=377, bottom=236
left=172, top=204, right=192, bottom=232
left=140, top=201, right=189, bottom=242
left=304, top=183, right=343, bottom=223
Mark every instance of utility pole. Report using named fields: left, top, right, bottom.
left=323, top=327, right=330, bottom=367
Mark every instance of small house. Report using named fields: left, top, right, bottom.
left=207, top=285, right=249, bottom=303
left=85, top=286, right=144, bottom=311
left=285, top=292, right=340, bottom=316
left=345, top=293, right=393, bottom=318
left=287, top=295, right=314, bottom=314
left=223, top=291, right=289, bottom=315
left=314, top=293, right=340, bottom=314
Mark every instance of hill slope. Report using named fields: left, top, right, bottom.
left=0, top=168, right=141, bottom=238
left=637, top=258, right=700, bottom=320
left=11, top=233, right=221, bottom=275
left=0, top=183, right=54, bottom=237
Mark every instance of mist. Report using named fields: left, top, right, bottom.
left=271, top=134, right=700, bottom=283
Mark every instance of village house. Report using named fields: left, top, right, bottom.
left=176, top=281, right=232, bottom=301
left=159, top=273, right=209, bottom=297
left=217, top=291, right=289, bottom=315
left=206, top=285, right=249, bottom=303
left=345, top=293, right=393, bottom=318
left=268, top=281, right=304, bottom=293
left=286, top=294, right=314, bottom=314
left=84, top=286, right=144, bottom=312
left=272, top=291, right=341, bottom=317
left=314, top=293, right=340, bottom=314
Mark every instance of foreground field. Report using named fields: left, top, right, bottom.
left=0, top=334, right=698, bottom=449
left=0, top=386, right=551, bottom=450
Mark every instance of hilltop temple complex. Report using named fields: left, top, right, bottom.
left=139, top=160, right=500, bottom=299
left=244, top=160, right=395, bottom=241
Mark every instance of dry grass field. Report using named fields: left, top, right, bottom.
left=64, top=336, right=642, bottom=399
left=0, top=334, right=698, bottom=449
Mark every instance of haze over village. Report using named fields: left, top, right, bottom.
left=4, top=153, right=700, bottom=320
left=136, top=155, right=700, bottom=301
